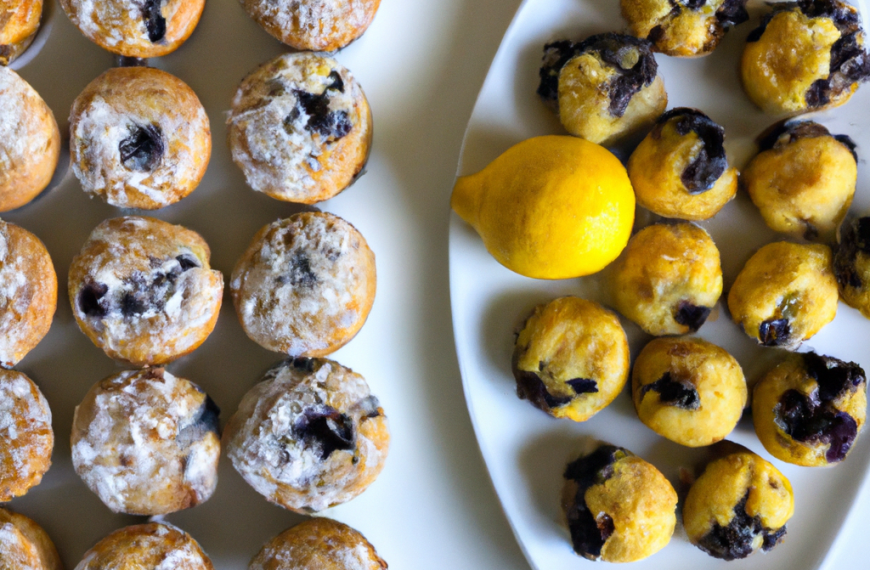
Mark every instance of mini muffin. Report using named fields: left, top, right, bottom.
left=249, top=518, right=387, bottom=570
left=231, top=212, right=376, bottom=357
left=224, top=357, right=389, bottom=513
left=684, top=449, right=793, bottom=559
left=728, top=241, right=838, bottom=350
left=71, top=368, right=220, bottom=515
left=834, top=216, right=870, bottom=318
left=512, top=297, right=629, bottom=422
left=60, top=0, right=205, bottom=58
left=74, top=523, right=214, bottom=570
left=69, top=216, right=223, bottom=367
left=0, top=508, right=62, bottom=570
left=621, top=0, right=749, bottom=57
left=744, top=121, right=857, bottom=240
left=610, top=223, right=722, bottom=336
left=742, top=0, right=870, bottom=114
left=0, top=67, right=60, bottom=212
left=0, top=220, right=56, bottom=368
left=753, top=352, right=866, bottom=466
left=537, top=34, right=667, bottom=146
left=70, top=67, right=211, bottom=209
left=561, top=444, right=677, bottom=562
left=0, top=0, right=43, bottom=66
left=0, top=370, right=53, bottom=502
left=628, top=108, right=738, bottom=220
left=228, top=53, right=372, bottom=204
left=240, top=0, right=381, bottom=52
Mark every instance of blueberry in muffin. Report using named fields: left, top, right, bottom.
left=834, top=215, right=870, bottom=318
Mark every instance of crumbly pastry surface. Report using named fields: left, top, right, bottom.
left=228, top=53, right=372, bottom=204
left=69, top=216, right=223, bottom=366
left=74, top=522, right=214, bottom=570
left=231, top=212, right=376, bottom=357
left=0, top=370, right=52, bottom=502
left=835, top=216, right=870, bottom=317
left=0, top=0, right=42, bottom=65
left=71, top=368, right=220, bottom=515
left=0, top=508, right=62, bottom=570
left=225, top=357, right=389, bottom=513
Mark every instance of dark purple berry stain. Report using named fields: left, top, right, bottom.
left=537, top=40, right=583, bottom=107
left=176, top=254, right=200, bottom=271
left=514, top=368, right=573, bottom=410
left=640, top=372, right=700, bottom=410
left=326, top=71, right=345, bottom=93
left=356, top=395, right=382, bottom=419
left=835, top=217, right=870, bottom=290
left=715, top=0, right=749, bottom=26
left=293, top=406, right=355, bottom=460
left=288, top=84, right=352, bottom=141
left=119, top=123, right=164, bottom=172
left=674, top=300, right=712, bottom=331
left=566, top=378, right=599, bottom=394
left=290, top=357, right=316, bottom=373
left=655, top=108, right=727, bottom=194
left=279, top=249, right=317, bottom=288
left=142, top=0, right=167, bottom=43
left=758, top=120, right=832, bottom=151
left=697, top=492, right=787, bottom=560
left=78, top=281, right=109, bottom=317
left=758, top=318, right=791, bottom=347
left=177, top=395, right=221, bottom=449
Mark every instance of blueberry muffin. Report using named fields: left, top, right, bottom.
left=70, top=67, right=211, bottom=209
left=834, top=216, right=870, bottom=318
left=60, top=0, right=205, bottom=58
left=74, top=523, right=214, bottom=570
left=610, top=223, right=722, bottom=336
left=0, top=0, right=43, bottom=66
left=537, top=34, right=667, bottom=146
left=741, top=0, right=870, bottom=114
left=753, top=352, right=866, bottom=466
left=69, top=216, right=223, bottom=367
left=0, top=508, right=61, bottom=570
left=561, top=444, right=677, bottom=562
left=231, top=212, right=376, bottom=357
left=744, top=121, right=857, bottom=240
left=628, top=109, right=737, bottom=220
left=224, top=357, right=389, bottom=513
left=0, top=370, right=53, bottom=502
left=240, top=0, right=381, bottom=52
left=228, top=53, right=372, bottom=204
left=512, top=297, right=629, bottom=422
left=683, top=449, right=793, bottom=559
left=0, top=67, right=60, bottom=212
left=632, top=337, right=746, bottom=447
left=249, top=518, right=387, bottom=570
left=621, top=0, right=749, bottom=57
left=728, top=241, right=838, bottom=350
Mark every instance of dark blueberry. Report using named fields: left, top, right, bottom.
left=798, top=0, right=861, bottom=34
left=176, top=395, right=221, bottom=448
left=176, top=254, right=200, bottom=271
left=564, top=444, right=623, bottom=487
left=715, top=0, right=749, bottom=27
left=292, top=90, right=353, bottom=140
left=286, top=249, right=317, bottom=288
left=78, top=281, right=109, bottom=317
left=647, top=25, right=666, bottom=44
left=290, top=357, right=317, bottom=372
left=803, top=352, right=865, bottom=401
left=757, top=120, right=847, bottom=154
left=745, top=8, right=781, bottom=42
left=566, top=378, right=598, bottom=394
left=833, top=134, right=858, bottom=161
left=356, top=395, right=382, bottom=418
left=834, top=217, right=870, bottom=290
left=537, top=40, right=582, bottom=106
left=514, top=369, right=573, bottom=409
left=120, top=291, right=148, bottom=317
left=758, top=318, right=791, bottom=347
left=805, top=79, right=831, bottom=109
left=119, top=124, right=164, bottom=172
left=857, top=218, right=870, bottom=253
left=141, top=0, right=167, bottom=43
left=656, top=108, right=727, bottom=194
left=640, top=372, right=700, bottom=410
left=682, top=0, right=707, bottom=9
left=762, top=526, right=787, bottom=551
left=293, top=406, right=355, bottom=460
left=777, top=387, right=859, bottom=463
left=674, top=300, right=712, bottom=332
left=697, top=492, right=784, bottom=560
left=326, top=70, right=345, bottom=93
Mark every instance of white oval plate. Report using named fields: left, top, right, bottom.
left=449, top=1, right=870, bottom=568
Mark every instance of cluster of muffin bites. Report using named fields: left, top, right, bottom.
left=0, top=0, right=388, bottom=568
left=506, top=0, right=870, bottom=563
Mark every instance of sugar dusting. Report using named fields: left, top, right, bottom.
left=0, top=373, right=52, bottom=493
left=0, top=68, right=51, bottom=186
left=0, top=222, right=32, bottom=366
left=0, top=523, right=41, bottom=570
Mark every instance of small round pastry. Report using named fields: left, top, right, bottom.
left=70, top=66, right=211, bottom=209
left=74, top=523, right=214, bottom=570
left=228, top=53, right=372, bottom=204
left=512, top=297, right=629, bottom=422
left=610, top=223, right=722, bottom=336
left=0, top=508, right=62, bottom=570
left=231, top=212, right=376, bottom=357
left=741, top=0, right=870, bottom=114
left=0, top=0, right=43, bottom=66
left=0, top=67, right=60, bottom=212
left=0, top=220, right=56, bottom=368
left=632, top=337, right=746, bottom=447
left=0, top=370, right=52, bottom=502
left=68, top=216, right=223, bottom=367
left=224, top=357, right=389, bottom=513
left=60, top=0, right=205, bottom=58
left=728, top=241, right=838, bottom=350
left=683, top=449, right=793, bottom=560
left=753, top=352, right=866, bottom=466
left=561, top=444, right=677, bottom=562
left=71, top=367, right=220, bottom=515
left=628, top=108, right=738, bottom=220
left=537, top=34, right=667, bottom=146
left=249, top=518, right=387, bottom=570
left=834, top=216, right=870, bottom=318
left=240, top=0, right=381, bottom=52
left=744, top=121, right=857, bottom=240
left=621, top=0, right=749, bottom=57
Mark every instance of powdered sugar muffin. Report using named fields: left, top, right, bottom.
left=0, top=67, right=60, bottom=212
left=224, top=357, right=390, bottom=513
left=249, top=518, right=387, bottom=570
left=60, top=0, right=205, bottom=58
left=240, top=0, right=381, bottom=52
left=0, top=370, right=52, bottom=502
left=0, top=0, right=43, bottom=66
left=231, top=212, right=376, bottom=357
left=70, top=66, right=211, bottom=209
left=0, top=220, right=56, bottom=368
left=227, top=53, right=372, bottom=204
left=69, top=216, right=223, bottom=367
left=71, top=367, right=220, bottom=515
left=74, top=522, right=214, bottom=570
left=0, top=508, right=62, bottom=570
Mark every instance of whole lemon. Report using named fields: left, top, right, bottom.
left=451, top=135, right=635, bottom=279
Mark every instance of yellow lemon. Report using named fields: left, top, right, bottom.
left=451, top=135, right=635, bottom=279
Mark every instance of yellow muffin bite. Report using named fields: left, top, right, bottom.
left=0, top=508, right=61, bottom=570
